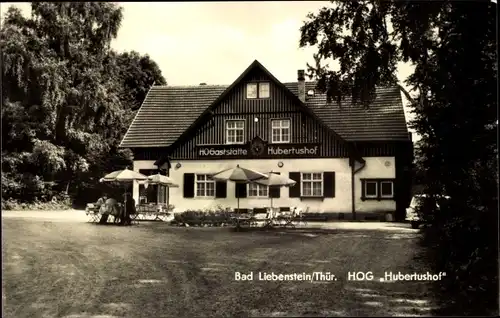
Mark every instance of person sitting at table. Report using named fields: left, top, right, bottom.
left=99, top=196, right=118, bottom=224
left=96, top=194, right=107, bottom=208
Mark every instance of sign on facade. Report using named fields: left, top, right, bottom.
left=196, top=137, right=320, bottom=159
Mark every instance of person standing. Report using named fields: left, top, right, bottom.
left=122, top=193, right=136, bottom=225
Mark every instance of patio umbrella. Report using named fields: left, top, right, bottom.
left=252, top=172, right=296, bottom=210
left=143, top=173, right=179, bottom=206
left=99, top=168, right=148, bottom=222
left=211, top=164, right=268, bottom=212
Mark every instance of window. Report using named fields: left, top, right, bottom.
left=259, top=82, right=270, bottom=98
left=271, top=119, right=290, bottom=143
left=246, top=82, right=270, bottom=99
left=196, top=174, right=215, bottom=197
left=301, top=172, right=323, bottom=197
left=226, top=120, right=245, bottom=144
left=246, top=83, right=258, bottom=98
left=380, top=181, right=393, bottom=198
left=365, top=181, right=378, bottom=198
left=361, top=179, right=395, bottom=200
left=248, top=183, right=268, bottom=197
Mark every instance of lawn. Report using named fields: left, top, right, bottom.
left=2, top=215, right=437, bottom=317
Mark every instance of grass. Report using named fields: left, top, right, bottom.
left=2, top=217, right=437, bottom=317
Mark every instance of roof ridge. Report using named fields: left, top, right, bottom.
left=152, top=84, right=229, bottom=89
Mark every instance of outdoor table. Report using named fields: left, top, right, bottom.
left=231, top=215, right=253, bottom=229
left=135, top=204, right=171, bottom=221
left=154, top=204, right=172, bottom=221
left=275, top=211, right=295, bottom=228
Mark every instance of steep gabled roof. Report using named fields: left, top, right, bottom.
left=119, top=85, right=226, bottom=148
left=284, top=82, right=409, bottom=142
left=119, top=60, right=409, bottom=149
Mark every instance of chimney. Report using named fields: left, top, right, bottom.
left=297, top=70, right=305, bottom=102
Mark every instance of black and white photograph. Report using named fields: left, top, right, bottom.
left=1, top=1, right=498, bottom=317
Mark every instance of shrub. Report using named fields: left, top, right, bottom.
left=1, top=196, right=72, bottom=211
left=172, top=209, right=234, bottom=227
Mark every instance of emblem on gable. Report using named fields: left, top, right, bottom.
left=250, top=136, right=267, bottom=157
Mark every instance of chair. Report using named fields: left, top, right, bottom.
left=154, top=203, right=172, bottom=222
left=249, top=208, right=268, bottom=227
left=294, top=207, right=309, bottom=226
left=85, top=203, right=100, bottom=223
left=277, top=207, right=295, bottom=228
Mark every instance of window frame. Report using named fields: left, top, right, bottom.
left=300, top=172, right=324, bottom=197
left=225, top=119, right=245, bottom=145
left=258, top=82, right=270, bottom=98
left=246, top=83, right=258, bottom=99
left=360, top=179, right=395, bottom=201
left=247, top=183, right=269, bottom=198
left=195, top=174, right=216, bottom=198
left=380, top=181, right=394, bottom=198
left=270, top=118, right=291, bottom=144
left=246, top=82, right=270, bottom=99
left=364, top=181, right=378, bottom=199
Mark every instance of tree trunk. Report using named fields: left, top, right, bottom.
left=55, top=107, right=67, bottom=144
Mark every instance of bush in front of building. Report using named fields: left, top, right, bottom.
left=171, top=206, right=234, bottom=227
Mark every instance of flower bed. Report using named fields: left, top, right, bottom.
left=171, top=206, right=235, bottom=227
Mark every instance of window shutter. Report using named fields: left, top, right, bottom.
left=361, top=180, right=366, bottom=200
left=289, top=172, right=301, bottom=198
left=183, top=173, right=195, bottom=198
left=215, top=181, right=227, bottom=198
left=269, top=172, right=281, bottom=198
left=235, top=182, right=247, bottom=198
left=323, top=172, right=335, bottom=198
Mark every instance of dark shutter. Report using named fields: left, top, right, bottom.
left=215, top=181, right=227, bottom=198
left=235, top=182, right=247, bottom=198
left=289, top=172, right=301, bottom=198
left=361, top=180, right=365, bottom=200
left=323, top=172, right=335, bottom=198
left=183, top=173, right=195, bottom=198
left=269, top=172, right=281, bottom=198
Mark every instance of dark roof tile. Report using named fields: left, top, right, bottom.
left=120, top=81, right=409, bottom=148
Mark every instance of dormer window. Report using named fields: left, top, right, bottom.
left=246, top=83, right=257, bottom=99
left=246, top=82, right=270, bottom=99
left=259, top=82, right=270, bottom=98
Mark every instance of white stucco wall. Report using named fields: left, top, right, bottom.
left=134, top=158, right=351, bottom=213
left=354, top=157, right=396, bottom=212
left=133, top=156, right=396, bottom=214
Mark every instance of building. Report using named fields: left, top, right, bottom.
left=119, top=60, right=413, bottom=221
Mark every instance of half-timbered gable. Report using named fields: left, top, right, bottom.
left=167, top=62, right=349, bottom=160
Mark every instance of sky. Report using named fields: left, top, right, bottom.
left=1, top=1, right=418, bottom=141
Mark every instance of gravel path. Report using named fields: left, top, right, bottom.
left=2, top=211, right=437, bottom=317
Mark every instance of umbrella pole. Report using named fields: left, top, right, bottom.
left=271, top=197, right=274, bottom=219
left=124, top=185, right=127, bottom=225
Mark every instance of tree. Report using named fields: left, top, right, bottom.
left=299, top=1, right=497, bottom=315
left=1, top=3, right=166, bottom=205
left=115, top=51, right=167, bottom=110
